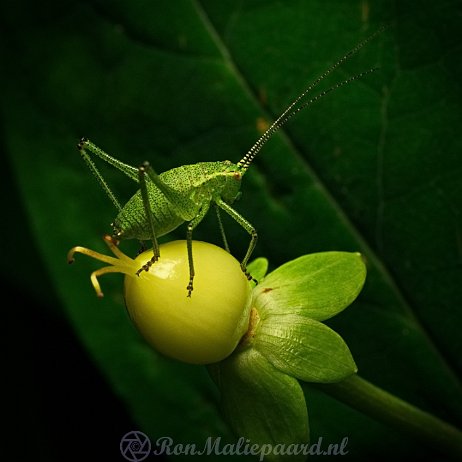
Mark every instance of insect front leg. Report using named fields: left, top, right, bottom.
left=215, top=199, right=258, bottom=284
left=215, top=204, right=230, bottom=253
left=186, top=204, right=211, bottom=297
left=136, top=162, right=161, bottom=275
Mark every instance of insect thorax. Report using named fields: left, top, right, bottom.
left=198, top=161, right=242, bottom=204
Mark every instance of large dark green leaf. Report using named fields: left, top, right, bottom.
left=2, top=1, right=461, bottom=461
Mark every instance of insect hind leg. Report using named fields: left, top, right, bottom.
left=135, top=162, right=161, bottom=275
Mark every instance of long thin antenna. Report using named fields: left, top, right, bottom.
left=237, top=27, right=384, bottom=172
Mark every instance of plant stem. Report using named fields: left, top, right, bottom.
left=314, top=374, right=462, bottom=460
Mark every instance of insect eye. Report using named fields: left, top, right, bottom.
left=233, top=172, right=242, bottom=181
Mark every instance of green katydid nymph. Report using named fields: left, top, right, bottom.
left=77, top=31, right=381, bottom=296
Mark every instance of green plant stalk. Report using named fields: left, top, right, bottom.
left=315, top=374, right=462, bottom=460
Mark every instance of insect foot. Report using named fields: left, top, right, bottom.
left=67, top=238, right=253, bottom=364
left=242, top=266, right=258, bottom=285
left=135, top=255, right=159, bottom=277
left=187, top=279, right=194, bottom=297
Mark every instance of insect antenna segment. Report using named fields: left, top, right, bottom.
left=237, top=27, right=384, bottom=173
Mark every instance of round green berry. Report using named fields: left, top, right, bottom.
left=124, top=240, right=252, bottom=364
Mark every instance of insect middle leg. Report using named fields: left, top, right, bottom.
left=186, top=204, right=211, bottom=297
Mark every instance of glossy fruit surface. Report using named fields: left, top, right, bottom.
left=124, top=240, right=252, bottom=364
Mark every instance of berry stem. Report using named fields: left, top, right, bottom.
left=314, top=374, right=462, bottom=460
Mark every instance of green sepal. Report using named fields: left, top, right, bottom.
left=210, top=348, right=309, bottom=462
left=254, top=252, right=366, bottom=321
left=254, top=313, right=357, bottom=383
left=247, top=257, right=269, bottom=282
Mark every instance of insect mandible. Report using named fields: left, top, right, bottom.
left=77, top=30, right=381, bottom=297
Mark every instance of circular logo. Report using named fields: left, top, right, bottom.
left=120, top=431, right=151, bottom=462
